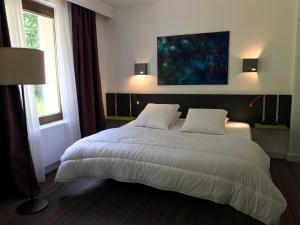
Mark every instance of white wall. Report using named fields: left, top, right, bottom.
left=41, top=122, right=69, bottom=169
left=298, top=0, right=300, bottom=18
left=97, top=0, right=297, bottom=95
left=289, top=0, right=300, bottom=161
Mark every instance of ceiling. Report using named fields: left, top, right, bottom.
left=101, top=0, right=154, bottom=6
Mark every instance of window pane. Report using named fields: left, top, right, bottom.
left=23, top=11, right=61, bottom=118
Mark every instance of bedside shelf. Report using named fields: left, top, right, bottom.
left=254, top=123, right=289, bottom=130
left=105, top=116, right=135, bottom=121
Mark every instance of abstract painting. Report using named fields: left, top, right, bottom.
left=157, top=31, right=230, bottom=85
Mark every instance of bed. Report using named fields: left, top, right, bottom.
left=55, top=120, right=286, bottom=225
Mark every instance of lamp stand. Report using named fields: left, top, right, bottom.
left=16, top=85, right=48, bottom=215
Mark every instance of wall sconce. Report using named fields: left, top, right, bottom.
left=243, top=59, right=258, bottom=72
left=135, top=63, right=148, bottom=75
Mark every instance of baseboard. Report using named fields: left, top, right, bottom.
left=287, top=153, right=300, bottom=162
left=266, top=151, right=287, bottom=159
left=45, top=161, right=60, bottom=174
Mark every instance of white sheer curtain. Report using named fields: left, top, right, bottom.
left=50, top=0, right=81, bottom=145
left=4, top=0, right=45, bottom=182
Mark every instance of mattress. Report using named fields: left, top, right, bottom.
left=56, top=121, right=286, bottom=225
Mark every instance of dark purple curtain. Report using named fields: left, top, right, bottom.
left=0, top=0, right=40, bottom=198
left=71, top=3, right=105, bottom=138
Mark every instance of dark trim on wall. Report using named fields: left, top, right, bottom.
left=106, top=93, right=292, bottom=127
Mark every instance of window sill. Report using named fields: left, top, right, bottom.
left=40, top=119, right=66, bottom=130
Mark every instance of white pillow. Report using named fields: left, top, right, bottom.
left=170, top=112, right=182, bottom=125
left=135, top=104, right=180, bottom=129
left=180, top=109, right=228, bottom=135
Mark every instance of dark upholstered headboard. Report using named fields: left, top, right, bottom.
left=106, top=93, right=292, bottom=126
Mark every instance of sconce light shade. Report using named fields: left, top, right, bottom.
left=135, top=63, right=148, bottom=75
left=243, top=58, right=258, bottom=72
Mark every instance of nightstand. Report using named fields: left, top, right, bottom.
left=105, top=116, right=135, bottom=129
left=251, top=123, right=290, bottom=159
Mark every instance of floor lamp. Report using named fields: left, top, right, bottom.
left=0, top=48, right=48, bottom=214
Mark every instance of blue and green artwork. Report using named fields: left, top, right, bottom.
left=157, top=31, right=230, bottom=85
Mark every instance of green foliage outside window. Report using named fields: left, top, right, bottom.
left=23, top=12, right=45, bottom=116
left=23, top=12, right=39, bottom=49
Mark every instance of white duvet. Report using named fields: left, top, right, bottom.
left=55, top=122, right=286, bottom=225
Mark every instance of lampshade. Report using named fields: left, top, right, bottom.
left=0, top=48, right=46, bottom=85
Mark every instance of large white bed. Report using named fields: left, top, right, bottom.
left=55, top=120, right=286, bottom=225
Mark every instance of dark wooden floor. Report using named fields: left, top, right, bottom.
left=0, top=159, right=299, bottom=225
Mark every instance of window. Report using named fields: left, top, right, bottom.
left=22, top=0, right=62, bottom=124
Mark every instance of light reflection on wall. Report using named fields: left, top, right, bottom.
left=241, top=72, right=260, bottom=85
left=241, top=46, right=263, bottom=59
left=128, top=74, right=156, bottom=93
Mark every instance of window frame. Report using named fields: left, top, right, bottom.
left=22, top=0, right=63, bottom=125
left=22, top=0, right=54, bottom=19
